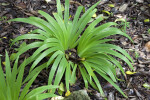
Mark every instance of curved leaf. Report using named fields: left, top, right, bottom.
left=48, top=54, right=63, bottom=85
left=30, top=47, right=59, bottom=72
left=11, top=34, right=46, bottom=46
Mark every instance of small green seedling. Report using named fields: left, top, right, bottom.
left=115, top=18, right=130, bottom=33
left=148, top=29, right=150, bottom=34
left=0, top=16, right=7, bottom=21
left=143, top=83, right=150, bottom=89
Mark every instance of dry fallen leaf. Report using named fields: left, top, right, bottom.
left=145, top=41, right=150, bottom=52
left=51, top=96, right=64, bottom=100
left=45, top=0, right=51, bottom=3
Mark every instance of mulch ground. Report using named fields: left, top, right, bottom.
left=0, top=0, right=150, bottom=100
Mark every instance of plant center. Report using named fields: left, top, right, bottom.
left=65, top=48, right=81, bottom=63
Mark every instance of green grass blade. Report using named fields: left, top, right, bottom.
left=30, top=47, right=59, bottom=72
left=81, top=67, right=98, bottom=90
left=79, top=66, right=88, bottom=89
left=28, top=17, right=56, bottom=35
left=96, top=70, right=127, bottom=98
left=72, top=6, right=83, bottom=25
left=98, top=44, right=133, bottom=62
left=78, top=16, right=104, bottom=47
left=32, top=93, right=57, bottom=100
left=99, top=48, right=133, bottom=69
left=6, top=84, right=12, bottom=100
left=56, top=0, right=63, bottom=18
left=53, top=13, right=68, bottom=49
left=0, top=92, right=6, bottom=100
left=16, top=58, right=26, bottom=98
left=70, top=0, right=100, bottom=37
left=19, top=72, right=40, bottom=100
left=48, top=54, right=63, bottom=85
left=64, top=0, right=69, bottom=26
left=86, top=58, right=117, bottom=82
left=44, top=38, right=59, bottom=43
left=11, top=57, right=19, bottom=86
left=74, top=0, right=100, bottom=32
left=25, top=85, right=59, bottom=99
left=38, top=10, right=64, bottom=39
left=30, top=43, right=60, bottom=63
left=38, top=10, right=58, bottom=26
left=91, top=53, right=125, bottom=76
left=53, top=57, right=67, bottom=90
left=82, top=61, right=94, bottom=77
left=93, top=22, right=117, bottom=34
left=5, top=51, right=11, bottom=85
left=29, top=29, right=50, bottom=37
left=23, top=62, right=47, bottom=84
left=78, top=39, right=114, bottom=56
left=70, top=6, right=83, bottom=36
left=70, top=64, right=77, bottom=84
left=65, top=61, right=71, bottom=90
left=9, top=18, right=53, bottom=35
left=0, top=57, right=6, bottom=96
left=47, top=50, right=63, bottom=67
left=96, top=27, right=132, bottom=42
left=106, top=55, right=125, bottom=75
left=81, top=62, right=105, bottom=96
left=11, top=34, right=46, bottom=46
left=92, top=73, right=105, bottom=97
left=70, top=9, right=97, bottom=48
left=12, top=42, right=43, bottom=60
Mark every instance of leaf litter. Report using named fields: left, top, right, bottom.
left=0, top=0, right=150, bottom=99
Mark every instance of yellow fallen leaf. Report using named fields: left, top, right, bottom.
left=144, top=19, right=150, bottom=23
left=2, top=62, right=5, bottom=65
left=28, top=30, right=32, bottom=34
left=125, top=71, right=136, bottom=75
left=102, top=10, right=110, bottom=15
left=108, top=4, right=115, bottom=8
left=115, top=18, right=125, bottom=22
left=69, top=52, right=71, bottom=56
left=65, top=90, right=71, bottom=97
left=92, top=13, right=97, bottom=18
left=143, top=83, right=150, bottom=89
left=3, top=37, right=7, bottom=39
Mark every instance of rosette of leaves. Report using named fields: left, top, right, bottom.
left=9, top=0, right=134, bottom=97
left=0, top=51, right=58, bottom=100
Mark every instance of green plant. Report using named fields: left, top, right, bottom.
left=115, top=18, right=130, bottom=33
left=9, top=0, right=134, bottom=97
left=148, top=29, right=150, bottom=34
left=0, top=51, right=58, bottom=100
left=0, top=16, right=7, bottom=21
